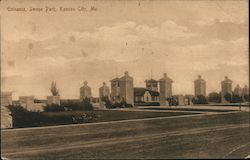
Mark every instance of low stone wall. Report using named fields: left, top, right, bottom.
left=1, top=106, right=12, bottom=129
left=240, top=106, right=250, bottom=112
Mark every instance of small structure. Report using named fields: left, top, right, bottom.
left=184, top=95, right=194, bottom=105
left=173, top=95, right=185, bottom=106
left=47, top=80, right=60, bottom=105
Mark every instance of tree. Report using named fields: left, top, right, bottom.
left=50, top=80, right=59, bottom=96
left=231, top=94, right=243, bottom=103
left=243, top=94, right=250, bottom=102
left=208, top=92, right=221, bottom=103
left=193, top=95, right=208, bottom=104
left=101, top=96, right=112, bottom=108
left=60, top=98, right=94, bottom=111
left=43, top=104, right=65, bottom=112
left=224, top=93, right=232, bottom=103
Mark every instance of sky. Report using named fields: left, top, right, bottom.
left=1, top=0, right=249, bottom=100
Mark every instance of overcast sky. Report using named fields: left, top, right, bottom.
left=1, top=0, right=249, bottom=100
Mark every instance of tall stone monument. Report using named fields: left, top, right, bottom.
left=80, top=81, right=92, bottom=101
left=221, top=76, right=233, bottom=103
left=110, top=77, right=120, bottom=102
left=19, top=96, right=35, bottom=110
left=99, top=82, right=110, bottom=108
left=159, top=73, right=173, bottom=106
left=194, top=75, right=206, bottom=97
left=47, top=80, right=60, bottom=105
left=119, top=71, right=134, bottom=106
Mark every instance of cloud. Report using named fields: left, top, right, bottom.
left=2, top=20, right=248, bottom=99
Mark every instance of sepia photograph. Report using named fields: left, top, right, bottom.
left=1, top=0, right=249, bottom=159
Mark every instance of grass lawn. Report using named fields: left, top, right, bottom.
left=2, top=112, right=249, bottom=159
left=41, top=109, right=199, bottom=124
left=11, top=109, right=200, bottom=128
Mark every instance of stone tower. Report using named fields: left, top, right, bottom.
left=194, top=75, right=206, bottom=97
left=234, top=84, right=242, bottom=96
left=80, top=81, right=92, bottom=101
left=110, top=77, right=120, bottom=102
left=145, top=79, right=158, bottom=92
left=221, top=76, right=233, bottom=103
left=99, top=82, right=110, bottom=98
left=159, top=73, right=173, bottom=105
left=119, top=71, right=134, bottom=106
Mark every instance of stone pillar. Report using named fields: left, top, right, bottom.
left=119, top=71, right=134, bottom=106
left=159, top=73, right=173, bottom=106
left=1, top=106, right=12, bottom=129
left=99, top=82, right=110, bottom=108
left=47, top=96, right=60, bottom=105
left=19, top=96, right=34, bottom=110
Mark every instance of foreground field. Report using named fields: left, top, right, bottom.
left=1, top=111, right=249, bottom=159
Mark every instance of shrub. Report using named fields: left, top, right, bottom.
left=193, top=95, right=208, bottom=104
left=208, top=92, right=221, bottom=103
left=43, top=104, right=65, bottom=112
left=224, top=93, right=232, bottom=103
left=61, top=98, right=94, bottom=111
left=7, top=105, right=42, bottom=128
left=231, top=94, right=244, bottom=103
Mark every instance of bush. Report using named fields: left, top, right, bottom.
left=101, top=96, right=113, bottom=108
left=7, top=105, right=42, bottom=128
left=208, top=92, right=221, bottom=103
left=61, top=98, right=94, bottom=111
left=231, top=94, right=244, bottom=103
left=243, top=94, right=249, bottom=102
left=43, top=104, right=65, bottom=112
left=224, top=93, right=232, bottom=103
left=193, top=95, right=208, bottom=104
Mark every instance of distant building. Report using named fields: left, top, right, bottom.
left=159, top=73, right=173, bottom=106
left=194, top=75, right=206, bottom=97
left=233, top=84, right=243, bottom=96
left=242, top=85, right=249, bottom=95
left=134, top=87, right=159, bottom=104
left=119, top=71, right=134, bottom=106
left=145, top=79, right=158, bottom=92
left=221, top=76, right=233, bottom=103
left=80, top=81, right=92, bottom=100
left=1, top=92, right=12, bottom=107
